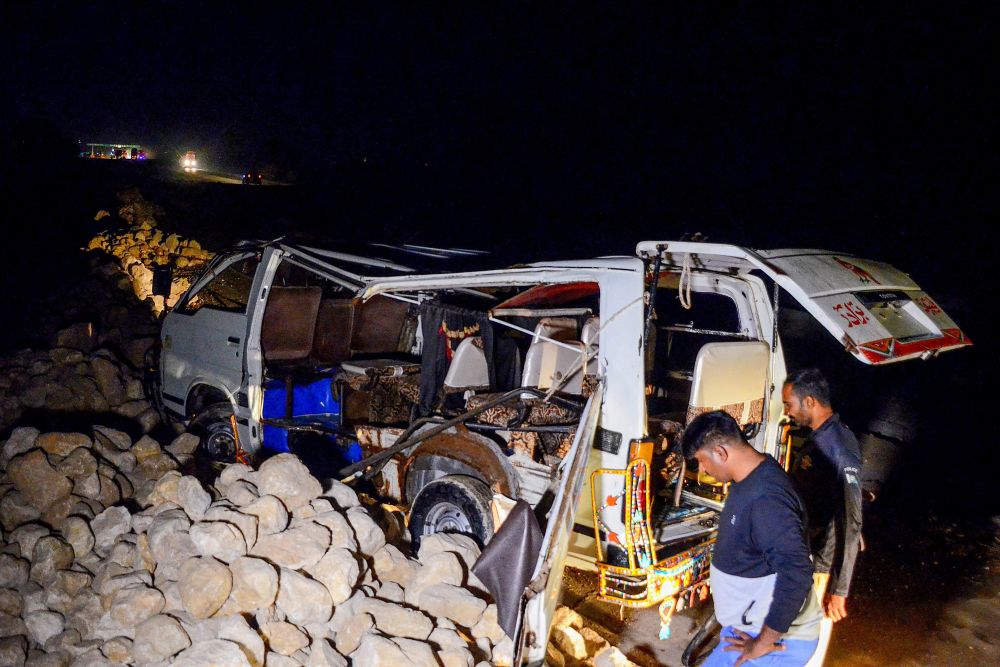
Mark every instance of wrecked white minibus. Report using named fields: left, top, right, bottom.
left=153, top=240, right=969, bottom=664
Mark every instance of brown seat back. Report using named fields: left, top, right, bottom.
left=261, top=286, right=322, bottom=362
left=351, top=295, right=410, bottom=354
left=312, top=298, right=355, bottom=365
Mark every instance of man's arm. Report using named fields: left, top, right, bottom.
left=829, top=454, right=863, bottom=599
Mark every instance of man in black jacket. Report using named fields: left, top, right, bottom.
left=683, top=411, right=822, bottom=666
left=783, top=368, right=864, bottom=623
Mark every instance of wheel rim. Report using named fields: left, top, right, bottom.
left=422, top=501, right=473, bottom=535
left=203, top=428, right=236, bottom=460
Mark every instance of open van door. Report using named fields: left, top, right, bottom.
left=514, top=382, right=604, bottom=666
left=637, top=242, right=971, bottom=365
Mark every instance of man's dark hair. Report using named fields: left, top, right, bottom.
left=682, top=411, right=746, bottom=458
left=784, top=368, right=831, bottom=406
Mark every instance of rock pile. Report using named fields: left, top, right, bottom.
left=0, top=332, right=160, bottom=442
left=0, top=424, right=200, bottom=665
left=545, top=606, right=639, bottom=667
left=0, top=440, right=518, bottom=666
left=86, top=190, right=214, bottom=314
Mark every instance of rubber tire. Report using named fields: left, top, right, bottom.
left=408, top=475, right=495, bottom=550
left=190, top=402, right=238, bottom=463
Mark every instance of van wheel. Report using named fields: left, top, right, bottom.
left=190, top=402, right=238, bottom=462
left=408, top=475, right=494, bottom=549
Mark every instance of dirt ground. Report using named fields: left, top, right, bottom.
left=559, top=513, right=1000, bottom=666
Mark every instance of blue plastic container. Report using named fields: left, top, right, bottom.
left=262, top=377, right=361, bottom=464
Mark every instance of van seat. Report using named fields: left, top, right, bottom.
left=262, top=286, right=323, bottom=363
left=532, top=316, right=578, bottom=343
left=312, top=298, right=355, bottom=365
left=521, top=340, right=586, bottom=395
left=443, top=337, right=489, bottom=391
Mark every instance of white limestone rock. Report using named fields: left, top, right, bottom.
left=322, top=479, right=361, bottom=510
left=30, top=536, right=75, bottom=586
left=261, top=621, right=309, bottom=656
left=0, top=553, right=30, bottom=588
left=306, top=638, right=348, bottom=667
left=373, top=544, right=419, bottom=587
left=24, top=610, right=65, bottom=646
left=132, top=614, right=191, bottom=663
left=172, top=639, right=251, bottom=667
left=438, top=646, right=476, bottom=667
left=109, top=584, right=164, bottom=627
left=309, top=510, right=358, bottom=552
left=346, top=507, right=386, bottom=555
left=203, top=505, right=258, bottom=550
left=227, top=556, right=278, bottom=612
left=552, top=626, right=587, bottom=661
left=90, top=506, right=131, bottom=557
left=58, top=517, right=94, bottom=560
left=255, top=453, right=322, bottom=510
left=240, top=494, right=288, bottom=536
left=178, top=557, right=232, bottom=619
left=189, top=521, right=247, bottom=563
left=306, top=547, right=359, bottom=605
left=593, top=646, right=639, bottom=667
left=177, top=476, right=211, bottom=522
left=249, top=521, right=329, bottom=569
left=275, top=567, right=333, bottom=626
left=416, top=583, right=487, bottom=628
left=356, top=598, right=434, bottom=641
left=333, top=610, right=374, bottom=655
left=223, top=479, right=260, bottom=507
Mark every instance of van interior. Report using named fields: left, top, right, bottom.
left=257, top=259, right=602, bottom=517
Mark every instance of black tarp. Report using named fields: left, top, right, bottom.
left=471, top=500, right=544, bottom=639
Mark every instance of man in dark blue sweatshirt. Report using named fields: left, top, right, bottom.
left=783, top=368, right=863, bottom=623
left=683, top=411, right=822, bottom=666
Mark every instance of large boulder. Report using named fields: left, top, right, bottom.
left=241, top=495, right=288, bottom=536
left=177, top=476, right=211, bottom=522
left=1, top=427, right=39, bottom=466
left=356, top=598, right=434, bottom=641
left=204, top=505, right=258, bottom=550
left=36, top=432, right=91, bottom=459
left=352, top=634, right=437, bottom=667
left=262, top=621, right=309, bottom=656
left=178, top=557, right=232, bottom=619
left=6, top=450, right=73, bottom=512
left=416, top=583, right=487, bottom=628
left=189, top=521, right=247, bottom=563
left=308, top=547, right=360, bottom=605
left=132, top=614, right=191, bottom=663
left=90, top=507, right=132, bottom=557
left=0, top=554, right=29, bottom=588
left=29, top=536, right=75, bottom=585
left=254, top=454, right=322, bottom=510
left=109, top=584, right=164, bottom=626
left=228, top=557, right=278, bottom=613
left=275, top=567, right=333, bottom=626
left=373, top=544, right=419, bottom=588
left=346, top=507, right=386, bottom=555
left=24, top=610, right=65, bottom=646
left=172, top=639, right=251, bottom=667
left=249, top=521, right=329, bottom=569
left=59, top=516, right=95, bottom=560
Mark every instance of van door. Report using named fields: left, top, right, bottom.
left=516, top=382, right=604, bottom=666
left=636, top=242, right=971, bottom=365
left=160, top=252, right=259, bottom=414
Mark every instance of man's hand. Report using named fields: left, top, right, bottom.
left=825, top=594, right=848, bottom=622
left=723, top=626, right=786, bottom=666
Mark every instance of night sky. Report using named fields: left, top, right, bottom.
left=3, top=3, right=998, bottom=274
